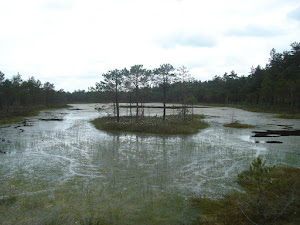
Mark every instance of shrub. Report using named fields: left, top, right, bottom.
left=192, top=158, right=300, bottom=225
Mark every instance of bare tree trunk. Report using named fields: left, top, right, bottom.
left=113, top=102, right=116, bottom=117
left=182, top=82, right=187, bottom=120
left=129, top=94, right=132, bottom=118
left=135, top=86, right=139, bottom=121
left=192, top=103, right=194, bottom=119
left=141, top=93, right=145, bottom=118
left=163, top=85, right=167, bottom=120
left=115, top=90, right=119, bottom=122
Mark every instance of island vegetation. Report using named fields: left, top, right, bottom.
left=87, top=41, right=300, bottom=117
left=224, top=122, right=255, bottom=129
left=92, top=114, right=208, bottom=135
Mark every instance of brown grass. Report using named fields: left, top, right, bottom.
left=224, top=122, right=255, bottom=129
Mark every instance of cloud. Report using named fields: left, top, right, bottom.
left=287, top=6, right=300, bottom=21
left=1, top=0, right=299, bottom=91
left=42, top=0, right=74, bottom=11
left=158, top=32, right=217, bottom=49
left=226, top=25, right=282, bottom=37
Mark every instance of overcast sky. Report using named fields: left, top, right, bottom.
left=1, top=0, right=299, bottom=92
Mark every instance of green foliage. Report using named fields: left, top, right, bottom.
left=76, top=42, right=300, bottom=114
left=231, top=104, right=299, bottom=114
left=193, top=159, right=300, bottom=225
left=95, top=69, right=126, bottom=122
left=238, top=157, right=274, bottom=191
left=0, top=71, right=4, bottom=82
left=237, top=158, right=299, bottom=225
left=2, top=41, right=299, bottom=117
left=0, top=110, right=39, bottom=125
left=0, top=196, right=17, bottom=206
left=92, top=114, right=208, bottom=135
left=191, top=193, right=245, bottom=225
left=78, top=215, right=109, bottom=225
left=126, top=65, right=151, bottom=119
left=186, top=95, right=198, bottom=105
left=0, top=72, right=70, bottom=120
left=274, top=113, right=300, bottom=119
left=153, top=64, right=177, bottom=120
left=88, top=42, right=300, bottom=112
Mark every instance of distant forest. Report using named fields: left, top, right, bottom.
left=1, top=42, right=299, bottom=115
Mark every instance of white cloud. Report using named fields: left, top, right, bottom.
left=287, top=6, right=300, bottom=21
left=157, top=32, right=217, bottom=48
left=0, top=0, right=299, bottom=91
left=42, top=0, right=74, bottom=11
left=226, top=25, right=283, bottom=37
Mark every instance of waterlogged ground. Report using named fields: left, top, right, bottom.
left=0, top=104, right=299, bottom=224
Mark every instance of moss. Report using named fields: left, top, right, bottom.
left=198, top=103, right=300, bottom=115
left=91, top=115, right=209, bottom=135
left=0, top=196, right=17, bottom=206
left=192, top=161, right=300, bottom=225
left=191, top=194, right=245, bottom=225
left=274, top=113, right=300, bottom=119
left=0, top=116, right=30, bottom=125
left=224, top=122, right=254, bottom=129
left=0, top=105, right=69, bottom=125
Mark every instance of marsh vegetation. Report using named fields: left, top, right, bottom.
left=224, top=122, right=255, bottom=129
left=92, top=114, right=208, bottom=135
left=192, top=158, right=300, bottom=224
left=0, top=42, right=299, bottom=224
left=0, top=104, right=299, bottom=224
left=275, top=113, right=300, bottom=119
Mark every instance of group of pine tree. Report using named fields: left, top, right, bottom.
left=0, top=42, right=299, bottom=118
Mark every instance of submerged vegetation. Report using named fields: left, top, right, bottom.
left=1, top=42, right=299, bottom=224
left=92, top=114, right=208, bottom=135
left=192, top=158, right=300, bottom=224
left=2, top=155, right=299, bottom=224
left=1, top=104, right=299, bottom=224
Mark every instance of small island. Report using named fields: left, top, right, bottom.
left=224, top=122, right=255, bottom=129
left=92, top=114, right=209, bottom=135
left=91, top=64, right=209, bottom=135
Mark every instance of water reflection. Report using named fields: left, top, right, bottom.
left=0, top=104, right=299, bottom=223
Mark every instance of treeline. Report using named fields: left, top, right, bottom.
left=89, top=42, right=300, bottom=112
left=1, top=42, right=299, bottom=117
left=0, top=73, right=70, bottom=117
left=184, top=42, right=300, bottom=107
left=0, top=73, right=100, bottom=115
left=0, top=71, right=101, bottom=118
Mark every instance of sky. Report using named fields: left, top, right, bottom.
left=0, top=0, right=300, bottom=92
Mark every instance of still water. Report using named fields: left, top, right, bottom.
left=1, top=104, right=299, bottom=224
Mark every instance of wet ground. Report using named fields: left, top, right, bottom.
left=0, top=104, right=299, bottom=224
